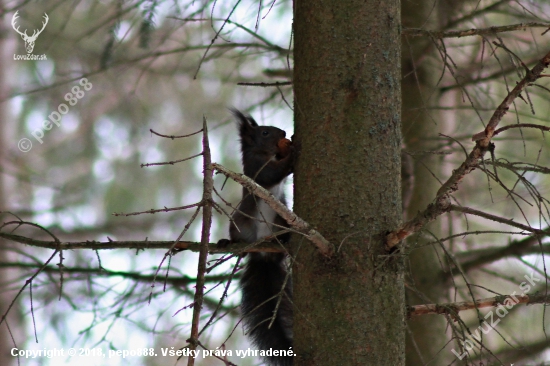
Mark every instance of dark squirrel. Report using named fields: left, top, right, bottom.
left=218, top=109, right=295, bottom=366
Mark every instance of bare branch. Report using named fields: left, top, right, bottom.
left=403, top=22, right=550, bottom=39
left=188, top=118, right=214, bottom=364
left=0, top=250, right=59, bottom=328
left=211, top=163, right=334, bottom=257
left=141, top=153, right=203, bottom=167
left=472, top=50, right=550, bottom=142
left=386, top=49, right=550, bottom=251
left=0, top=261, right=231, bottom=286
left=113, top=203, right=200, bottom=216
left=237, top=81, right=292, bottom=87
left=386, top=195, right=452, bottom=250
left=458, top=242, right=550, bottom=274
left=443, top=0, right=510, bottom=30
left=149, top=128, right=203, bottom=139
left=408, top=293, right=550, bottom=318
left=493, top=123, right=550, bottom=136
left=0, top=232, right=287, bottom=253
left=450, top=205, right=547, bottom=234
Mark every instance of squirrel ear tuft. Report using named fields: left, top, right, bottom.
left=230, top=108, right=259, bottom=130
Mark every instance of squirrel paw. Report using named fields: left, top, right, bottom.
left=216, top=238, right=232, bottom=249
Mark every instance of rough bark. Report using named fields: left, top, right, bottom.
left=293, top=0, right=404, bottom=364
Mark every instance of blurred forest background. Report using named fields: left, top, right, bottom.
left=0, top=0, right=549, bottom=365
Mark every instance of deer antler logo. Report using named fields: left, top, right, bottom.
left=11, top=11, right=49, bottom=54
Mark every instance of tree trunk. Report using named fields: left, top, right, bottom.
left=0, top=23, right=21, bottom=366
left=293, top=0, right=404, bottom=364
left=401, top=2, right=449, bottom=364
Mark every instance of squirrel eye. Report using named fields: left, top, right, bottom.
left=261, top=130, right=269, bottom=136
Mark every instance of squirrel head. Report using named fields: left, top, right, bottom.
left=231, top=108, right=289, bottom=158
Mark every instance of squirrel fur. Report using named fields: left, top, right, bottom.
left=218, top=109, right=295, bottom=366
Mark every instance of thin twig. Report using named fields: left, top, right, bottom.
left=408, top=293, right=550, bottom=318
left=493, top=123, right=550, bottom=136
left=141, top=153, right=203, bottom=167
left=113, top=203, right=200, bottom=216
left=237, top=81, right=292, bottom=87
left=0, top=249, right=59, bottom=328
left=403, top=22, right=550, bottom=39
left=150, top=128, right=203, bottom=139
